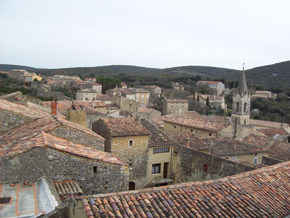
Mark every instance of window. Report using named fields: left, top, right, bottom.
left=153, top=147, right=169, bottom=153
left=209, top=133, right=212, bottom=136
left=129, top=163, right=133, bottom=168
left=142, top=95, right=144, bottom=98
left=152, top=164, right=161, bottom=174
left=147, top=99, right=148, bottom=102
left=191, top=129, right=193, bottom=132
left=129, top=140, right=133, bottom=146
left=147, top=94, right=149, bottom=98
left=171, top=106, right=173, bottom=108
left=203, top=164, right=208, bottom=172
left=93, top=166, right=98, bottom=173
left=174, top=125, right=176, bottom=129
left=137, top=95, right=139, bottom=98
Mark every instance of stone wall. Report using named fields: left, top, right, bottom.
left=49, top=126, right=104, bottom=151
left=0, top=91, right=22, bottom=101
left=111, top=135, right=149, bottom=188
left=66, top=110, right=87, bottom=127
left=92, top=120, right=112, bottom=152
left=111, top=95, right=139, bottom=113
left=0, top=109, right=34, bottom=133
left=86, top=115, right=105, bottom=130
left=163, top=121, right=218, bottom=138
left=0, top=147, right=129, bottom=195
left=173, top=145, right=255, bottom=183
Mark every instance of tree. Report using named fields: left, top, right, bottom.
left=206, top=97, right=210, bottom=106
left=197, top=94, right=200, bottom=102
left=96, top=77, right=121, bottom=93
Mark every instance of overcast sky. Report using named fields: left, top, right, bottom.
left=1, top=1, right=289, bottom=70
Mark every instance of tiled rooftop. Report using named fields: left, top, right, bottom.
left=138, top=107, right=153, bottom=113
left=199, top=137, right=268, bottom=156
left=42, top=100, right=106, bottom=115
left=139, top=119, right=175, bottom=148
left=171, top=132, right=209, bottom=151
left=165, top=99, right=188, bottom=103
left=101, top=118, right=150, bottom=137
left=243, top=134, right=272, bottom=148
left=249, top=119, right=289, bottom=129
left=202, top=115, right=230, bottom=124
left=163, top=116, right=226, bottom=132
left=269, top=141, right=290, bottom=161
left=96, top=93, right=112, bottom=101
left=0, top=99, right=50, bottom=119
left=257, top=128, right=289, bottom=137
left=84, top=160, right=290, bottom=217
left=54, top=180, right=83, bottom=197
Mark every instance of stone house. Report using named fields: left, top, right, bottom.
left=10, top=69, right=29, bottom=78
left=136, top=107, right=161, bottom=119
left=47, top=80, right=67, bottom=90
left=163, top=99, right=189, bottom=115
left=52, top=75, right=81, bottom=85
left=171, top=82, right=184, bottom=91
left=76, top=89, right=98, bottom=101
left=138, top=119, right=175, bottom=188
left=196, top=81, right=225, bottom=95
left=111, top=95, right=140, bottom=114
left=143, top=85, right=162, bottom=97
left=92, top=117, right=150, bottom=190
left=121, top=82, right=127, bottom=89
left=129, top=88, right=151, bottom=105
left=96, top=93, right=112, bottom=104
left=0, top=131, right=129, bottom=195
left=187, top=93, right=226, bottom=110
left=106, top=88, right=135, bottom=100
left=252, top=90, right=272, bottom=98
left=84, top=78, right=96, bottom=83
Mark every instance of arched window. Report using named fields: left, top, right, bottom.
left=236, top=102, right=239, bottom=113
left=244, top=102, right=247, bottom=114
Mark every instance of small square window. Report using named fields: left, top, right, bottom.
left=152, top=164, right=161, bottom=174
left=209, top=133, right=212, bottom=136
left=203, top=164, right=208, bottom=172
left=129, top=140, right=133, bottom=146
left=191, top=129, right=193, bottom=132
left=174, top=125, right=176, bottom=129
left=93, top=166, right=98, bottom=173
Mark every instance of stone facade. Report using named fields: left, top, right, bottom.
left=66, top=109, right=87, bottom=127
left=49, top=126, right=105, bottom=151
left=0, top=147, right=129, bottom=195
left=163, top=99, right=189, bottom=115
left=111, top=95, right=139, bottom=113
left=173, top=145, right=255, bottom=183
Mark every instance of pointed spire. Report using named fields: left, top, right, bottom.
left=237, top=63, right=248, bottom=96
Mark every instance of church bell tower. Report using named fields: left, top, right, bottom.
left=231, top=66, right=251, bottom=125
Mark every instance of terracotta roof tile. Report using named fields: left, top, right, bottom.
left=101, top=118, right=150, bottom=137
left=163, top=116, right=226, bottom=132
left=257, top=128, right=289, bottom=137
left=243, top=134, right=272, bottom=147
left=54, top=180, right=83, bottom=196
left=249, top=119, right=289, bottom=129
left=171, top=132, right=209, bottom=151
left=85, top=161, right=290, bottom=217
left=96, top=93, right=112, bottom=101
left=139, top=119, right=175, bottom=147
left=269, top=142, right=290, bottom=161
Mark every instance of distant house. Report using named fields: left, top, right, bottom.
left=163, top=99, right=188, bottom=115
left=136, top=107, right=161, bottom=119
left=84, top=78, right=96, bottom=83
left=129, top=88, right=151, bottom=105
left=121, top=82, right=127, bottom=89
left=171, top=82, right=184, bottom=91
left=92, top=117, right=150, bottom=190
left=76, top=88, right=98, bottom=101
left=187, top=93, right=226, bottom=110
left=106, top=88, right=135, bottom=100
left=10, top=69, right=29, bottom=78
left=96, top=93, right=112, bottom=104
left=252, top=90, right=272, bottom=99
left=143, top=85, right=162, bottom=97
left=196, top=81, right=225, bottom=95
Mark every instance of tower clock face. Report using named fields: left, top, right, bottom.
left=245, top=97, right=248, bottom=100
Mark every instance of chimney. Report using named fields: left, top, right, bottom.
left=186, top=138, right=190, bottom=148
left=51, top=99, right=57, bottom=116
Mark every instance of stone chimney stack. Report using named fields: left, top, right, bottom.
left=51, top=99, right=57, bottom=116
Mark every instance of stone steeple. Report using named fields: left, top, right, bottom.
left=237, top=67, right=248, bottom=96
left=231, top=66, right=251, bottom=126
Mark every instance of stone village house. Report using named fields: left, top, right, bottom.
left=92, top=117, right=150, bottom=190
left=0, top=99, right=129, bottom=195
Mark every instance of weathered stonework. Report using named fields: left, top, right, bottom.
left=0, top=147, right=129, bottom=195
left=173, top=145, right=255, bottom=183
left=49, top=126, right=104, bottom=151
left=0, top=109, right=34, bottom=133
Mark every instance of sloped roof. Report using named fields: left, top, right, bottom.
left=84, top=161, right=290, bottom=217
left=101, top=118, right=150, bottom=137
left=257, top=128, right=289, bottom=137
left=196, top=80, right=222, bottom=84
left=54, top=180, right=83, bottom=197
left=199, top=137, right=268, bottom=156
left=163, top=116, right=226, bottom=132
left=171, top=132, right=209, bottom=151
left=139, top=119, right=175, bottom=147
left=96, top=93, right=112, bottom=101
left=269, top=142, right=290, bottom=161
left=249, top=119, right=289, bottom=129
left=243, top=134, right=272, bottom=148
left=0, top=99, right=50, bottom=119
